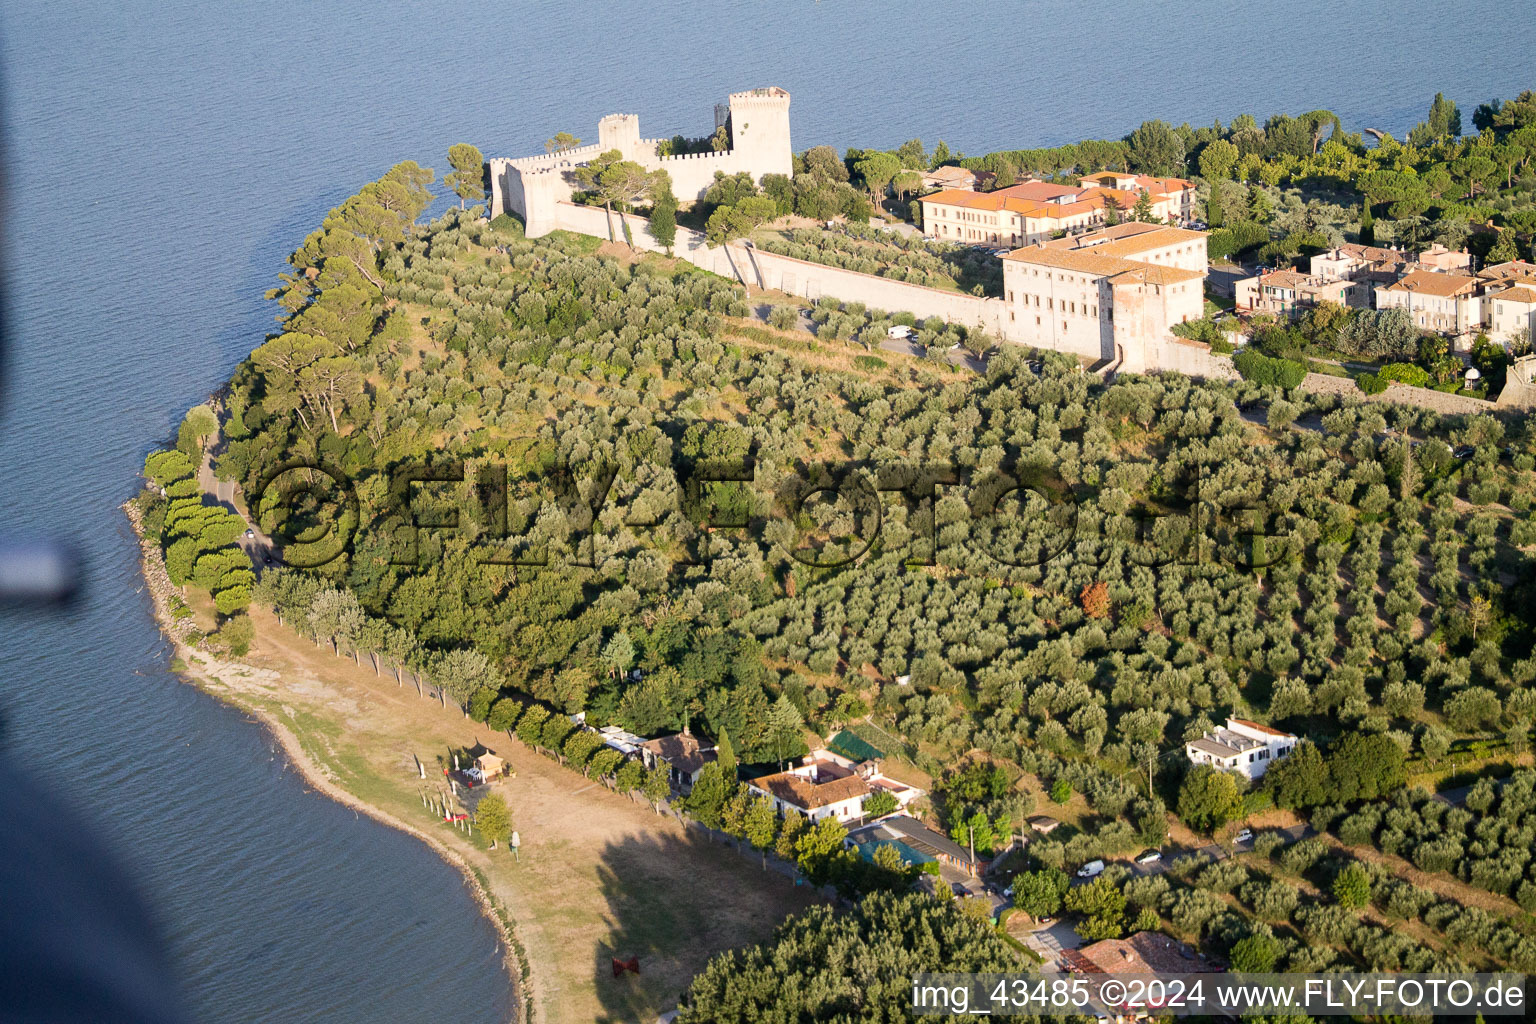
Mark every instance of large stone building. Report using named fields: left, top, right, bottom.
left=488, top=88, right=793, bottom=238
left=1375, top=269, right=1480, bottom=333
left=999, top=223, right=1208, bottom=363
left=920, top=175, right=1196, bottom=247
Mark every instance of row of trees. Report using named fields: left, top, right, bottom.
left=141, top=448, right=253, bottom=615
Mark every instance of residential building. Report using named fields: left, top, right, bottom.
left=845, top=814, right=982, bottom=876
left=1064, top=932, right=1219, bottom=976
left=749, top=761, right=870, bottom=823
left=1309, top=243, right=1411, bottom=283
left=1027, top=815, right=1061, bottom=835
left=921, top=165, right=977, bottom=191
left=639, top=730, right=717, bottom=791
left=1000, top=225, right=1207, bottom=363
left=1483, top=285, right=1536, bottom=343
left=1184, top=718, right=1297, bottom=780
left=1417, top=243, right=1472, bottom=274
left=1234, top=268, right=1365, bottom=316
left=1077, top=172, right=1198, bottom=223
left=1477, top=260, right=1536, bottom=287
left=920, top=177, right=1195, bottom=248
left=747, top=749, right=923, bottom=823
left=1375, top=270, right=1480, bottom=333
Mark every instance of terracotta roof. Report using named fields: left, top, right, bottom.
left=1229, top=717, right=1292, bottom=738
left=1336, top=243, right=1406, bottom=265
left=918, top=187, right=1005, bottom=211
left=1381, top=270, right=1478, bottom=297
left=1259, top=270, right=1309, bottom=289
left=640, top=733, right=715, bottom=775
left=1086, top=226, right=1206, bottom=257
left=751, top=769, right=870, bottom=810
left=924, top=165, right=975, bottom=184
left=1066, top=933, right=1217, bottom=975
left=921, top=182, right=1166, bottom=222
left=1493, top=286, right=1536, bottom=304
left=1003, top=243, right=1204, bottom=285
left=1479, top=260, right=1536, bottom=281
left=1043, top=222, right=1165, bottom=248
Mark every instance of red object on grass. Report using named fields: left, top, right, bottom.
left=611, top=956, right=640, bottom=977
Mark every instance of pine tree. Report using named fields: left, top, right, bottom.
left=1488, top=229, right=1520, bottom=264
left=1247, top=186, right=1272, bottom=224
left=1132, top=189, right=1156, bottom=223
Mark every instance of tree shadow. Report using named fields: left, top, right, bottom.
left=588, top=825, right=820, bottom=1023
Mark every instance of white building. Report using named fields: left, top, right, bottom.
left=748, top=750, right=923, bottom=823
left=1000, top=223, right=1207, bottom=364
left=1184, top=718, right=1297, bottom=780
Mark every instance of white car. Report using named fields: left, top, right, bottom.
left=1076, top=859, right=1105, bottom=878
left=1135, top=850, right=1162, bottom=865
left=244, top=528, right=255, bottom=539
left=1235, top=828, right=1254, bottom=843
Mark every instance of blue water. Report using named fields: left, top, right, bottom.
left=0, top=1, right=1529, bottom=1020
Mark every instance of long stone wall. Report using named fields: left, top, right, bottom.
left=1300, top=372, right=1499, bottom=415
left=538, top=203, right=1242, bottom=379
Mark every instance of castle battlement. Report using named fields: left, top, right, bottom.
left=488, top=88, right=793, bottom=237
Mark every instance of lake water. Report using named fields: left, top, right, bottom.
left=0, top=1, right=1529, bottom=1019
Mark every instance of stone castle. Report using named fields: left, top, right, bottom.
left=489, top=87, right=793, bottom=238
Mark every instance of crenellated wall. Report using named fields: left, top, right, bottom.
left=489, top=88, right=793, bottom=236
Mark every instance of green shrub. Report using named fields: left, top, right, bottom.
left=1233, top=349, right=1306, bottom=389
left=1379, top=362, right=1432, bottom=388
left=1356, top=372, right=1387, bottom=395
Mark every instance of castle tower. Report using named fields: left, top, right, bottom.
left=598, top=113, right=642, bottom=157
left=724, top=88, right=793, bottom=181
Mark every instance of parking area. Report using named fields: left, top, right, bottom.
left=1019, top=919, right=1082, bottom=971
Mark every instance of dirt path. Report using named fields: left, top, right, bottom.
left=131, top=507, right=818, bottom=1024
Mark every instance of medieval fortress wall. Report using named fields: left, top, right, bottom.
left=489, top=87, right=793, bottom=238
left=487, top=88, right=1235, bottom=380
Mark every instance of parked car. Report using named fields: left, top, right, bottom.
left=244, top=528, right=255, bottom=539
left=1076, top=859, right=1105, bottom=878
left=1235, top=828, right=1254, bottom=844
left=1135, top=850, right=1162, bottom=865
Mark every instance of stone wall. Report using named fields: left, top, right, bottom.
left=1300, top=372, right=1498, bottom=415
left=537, top=203, right=1241, bottom=380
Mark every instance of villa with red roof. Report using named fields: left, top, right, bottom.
left=919, top=175, right=1195, bottom=248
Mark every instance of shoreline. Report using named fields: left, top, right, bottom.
left=124, top=499, right=529, bottom=1024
